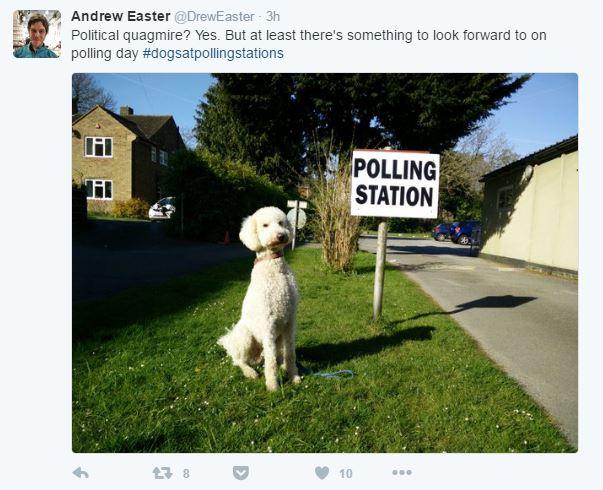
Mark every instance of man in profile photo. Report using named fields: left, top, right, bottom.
left=14, top=12, right=58, bottom=58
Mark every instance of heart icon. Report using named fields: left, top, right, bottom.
left=315, top=466, right=329, bottom=479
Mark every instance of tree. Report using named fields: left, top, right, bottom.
left=178, top=127, right=197, bottom=149
left=195, top=77, right=305, bottom=189
left=195, top=74, right=530, bottom=187
left=439, top=122, right=519, bottom=220
left=72, top=74, right=116, bottom=115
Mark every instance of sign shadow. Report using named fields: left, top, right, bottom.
left=399, top=295, right=537, bottom=324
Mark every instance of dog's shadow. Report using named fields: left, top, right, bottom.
left=297, top=325, right=435, bottom=369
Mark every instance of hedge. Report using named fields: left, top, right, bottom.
left=161, top=149, right=290, bottom=241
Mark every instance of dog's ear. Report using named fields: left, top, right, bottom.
left=239, top=214, right=262, bottom=252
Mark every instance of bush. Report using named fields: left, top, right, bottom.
left=162, top=149, right=290, bottom=240
left=72, top=182, right=88, bottom=228
left=309, top=145, right=360, bottom=273
left=112, top=198, right=150, bottom=220
left=86, top=200, right=112, bottom=216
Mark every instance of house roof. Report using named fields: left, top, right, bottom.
left=480, top=135, right=578, bottom=182
left=119, top=115, right=173, bottom=140
left=104, top=108, right=153, bottom=142
left=72, top=105, right=179, bottom=147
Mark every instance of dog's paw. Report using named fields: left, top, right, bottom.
left=266, top=380, right=279, bottom=392
left=291, top=375, right=302, bottom=385
left=241, top=367, right=259, bottom=379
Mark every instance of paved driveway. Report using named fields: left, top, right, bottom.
left=73, top=219, right=250, bottom=303
left=359, top=235, right=578, bottom=447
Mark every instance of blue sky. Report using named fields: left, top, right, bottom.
left=89, top=73, right=577, bottom=157
left=487, top=73, right=577, bottom=155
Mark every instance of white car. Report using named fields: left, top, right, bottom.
left=149, top=197, right=176, bottom=220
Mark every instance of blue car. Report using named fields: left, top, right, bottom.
left=432, top=223, right=453, bottom=241
left=451, top=220, right=481, bottom=245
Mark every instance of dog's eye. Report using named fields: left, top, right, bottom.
left=279, top=221, right=283, bottom=226
left=263, top=224, right=268, bottom=228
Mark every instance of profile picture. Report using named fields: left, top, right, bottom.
left=13, top=10, right=61, bottom=58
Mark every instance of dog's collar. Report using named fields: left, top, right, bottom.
left=254, top=251, right=284, bottom=265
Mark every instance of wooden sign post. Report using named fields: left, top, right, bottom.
left=350, top=149, right=440, bottom=320
left=373, top=220, right=388, bottom=320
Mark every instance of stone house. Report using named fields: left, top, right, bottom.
left=72, top=105, right=185, bottom=212
left=479, top=135, right=578, bottom=276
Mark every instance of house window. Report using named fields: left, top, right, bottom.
left=159, top=150, right=168, bottom=166
left=85, top=179, right=113, bottom=200
left=85, top=137, right=113, bottom=158
left=497, top=185, right=514, bottom=210
left=151, top=146, right=157, bottom=163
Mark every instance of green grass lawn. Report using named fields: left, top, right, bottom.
left=72, top=249, right=573, bottom=453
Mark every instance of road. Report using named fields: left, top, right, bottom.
left=72, top=219, right=250, bottom=303
left=359, top=235, right=578, bottom=447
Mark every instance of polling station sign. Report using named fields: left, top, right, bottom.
left=351, top=150, right=440, bottom=218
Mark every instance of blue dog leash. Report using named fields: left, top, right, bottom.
left=297, top=363, right=354, bottom=379
left=310, top=369, right=354, bottom=379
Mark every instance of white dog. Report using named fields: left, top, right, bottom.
left=218, top=207, right=301, bottom=391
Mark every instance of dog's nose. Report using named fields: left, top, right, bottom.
left=277, top=233, right=287, bottom=242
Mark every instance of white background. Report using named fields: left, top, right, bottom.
left=2, top=0, right=601, bottom=488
